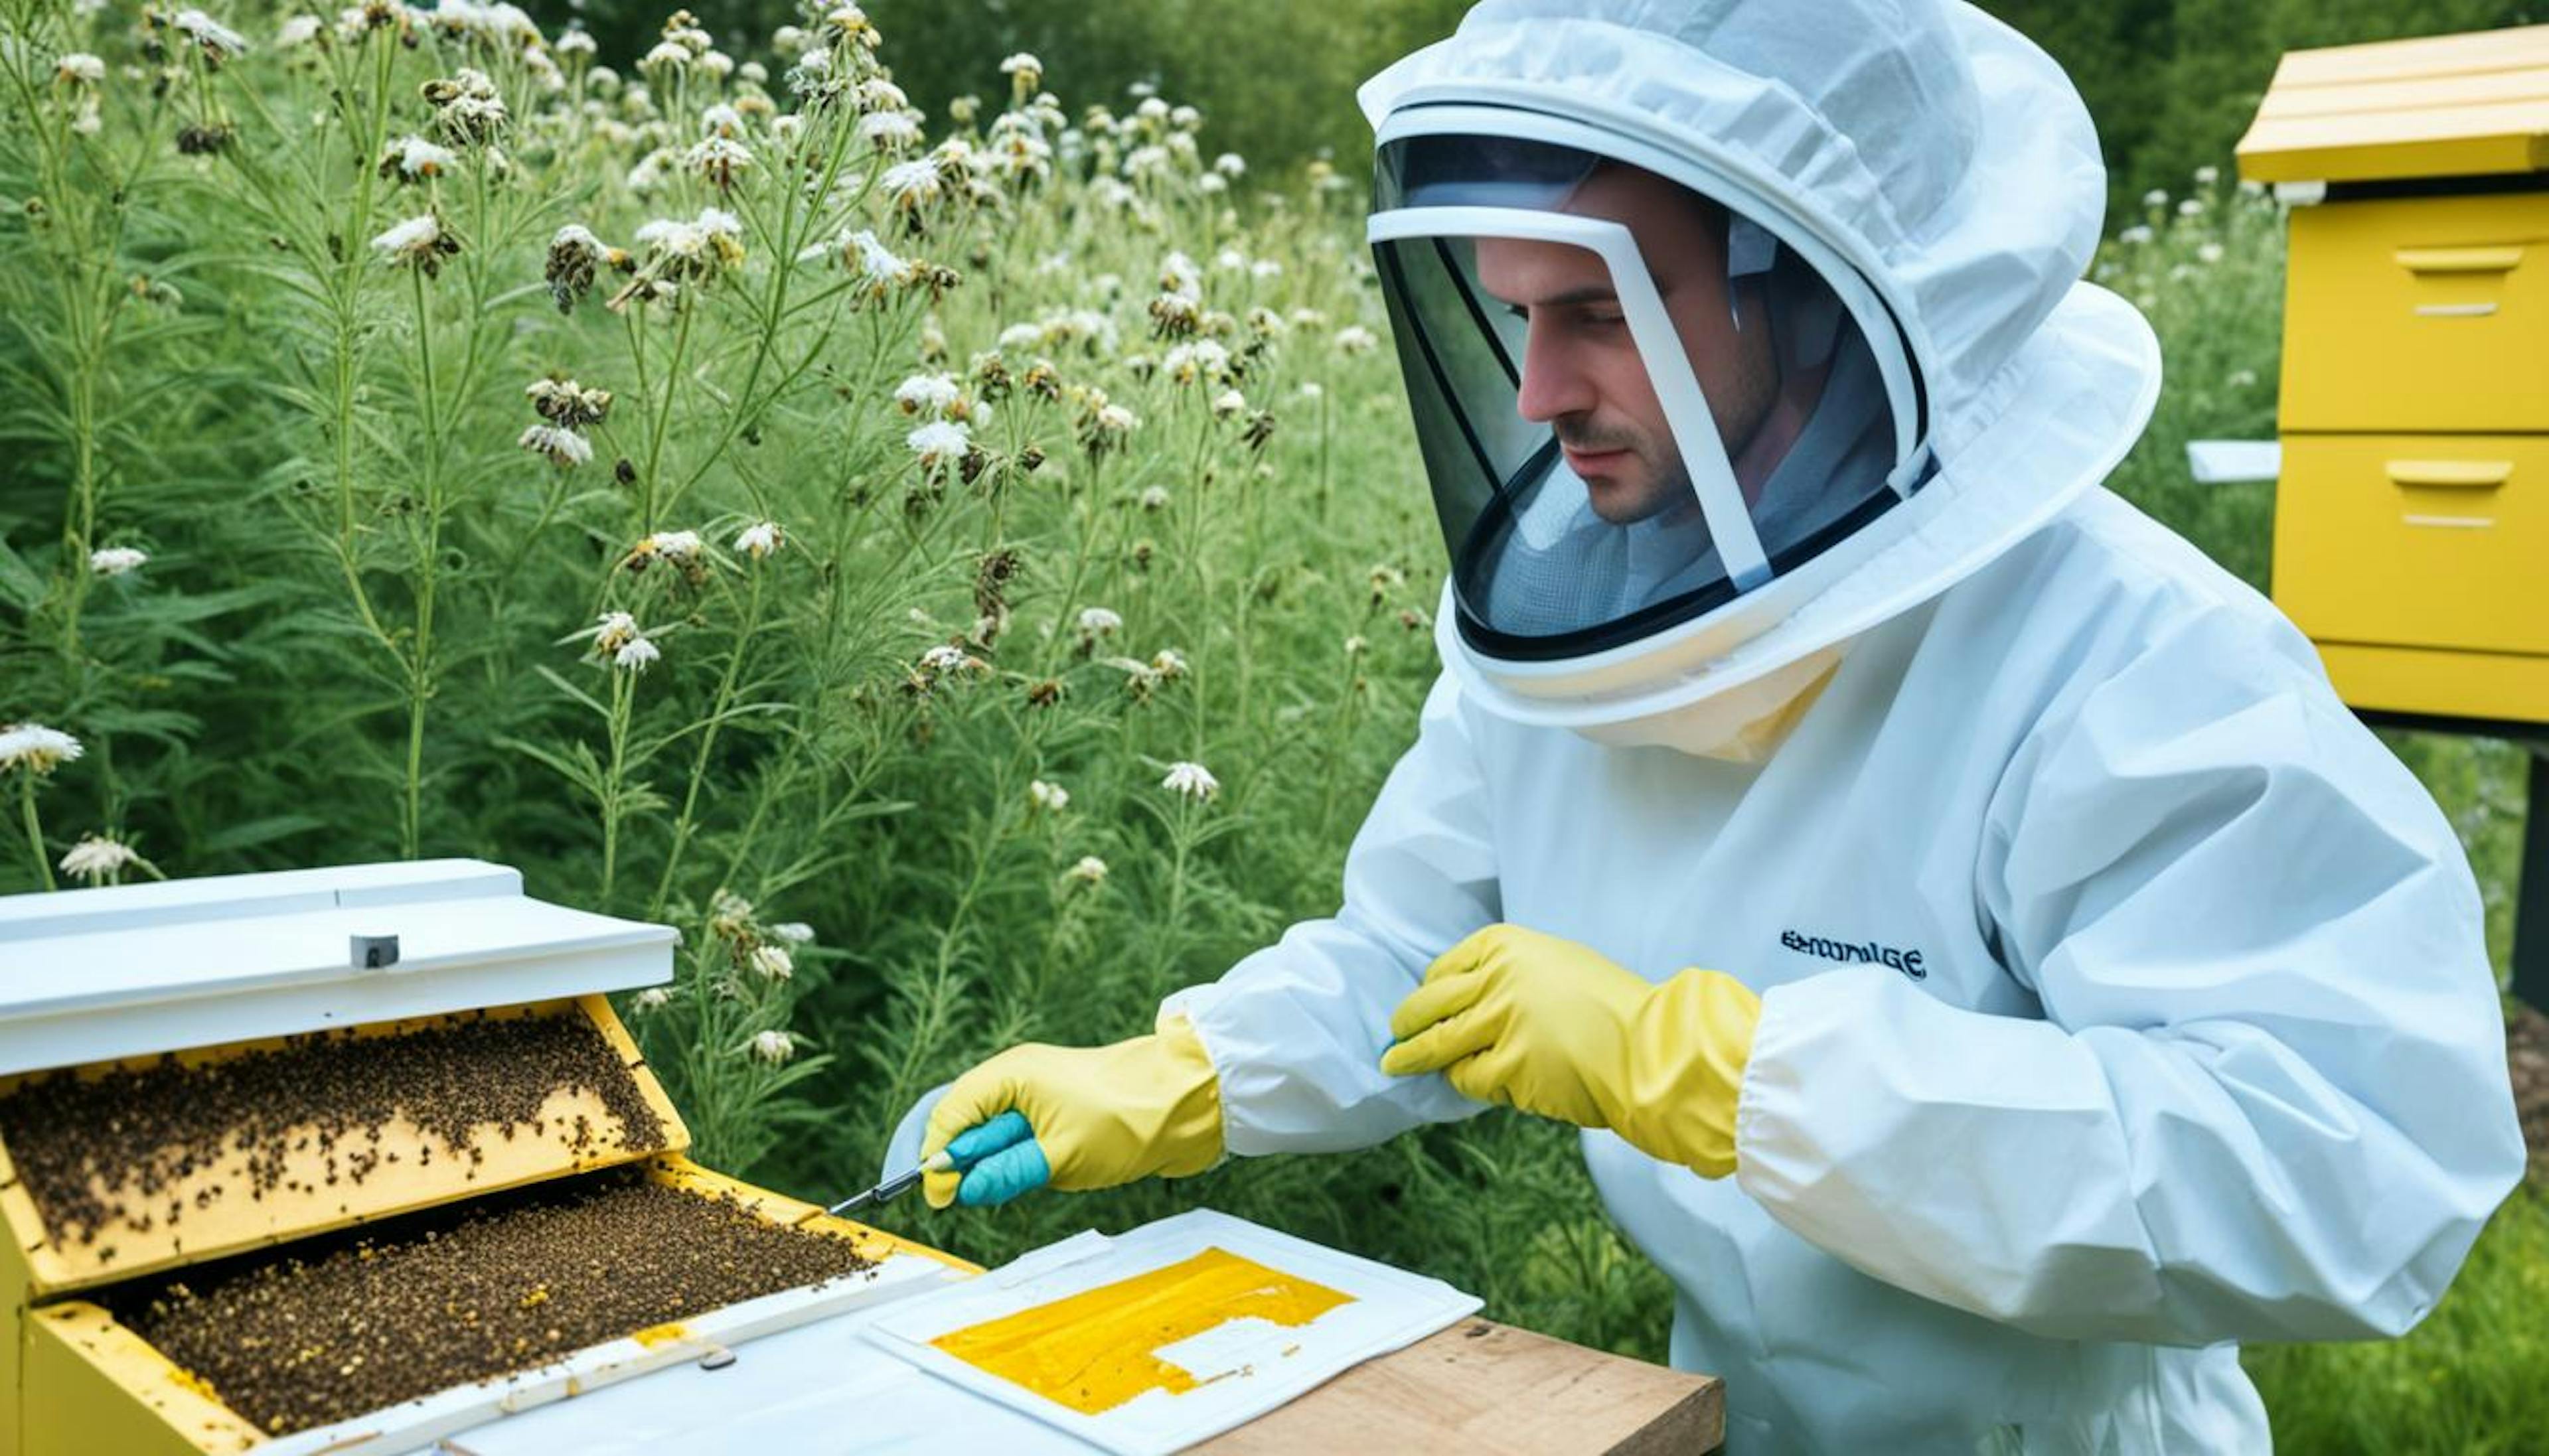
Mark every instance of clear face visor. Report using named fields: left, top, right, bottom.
left=1369, top=133, right=1928, bottom=661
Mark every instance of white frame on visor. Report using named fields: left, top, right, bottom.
left=1367, top=204, right=1772, bottom=589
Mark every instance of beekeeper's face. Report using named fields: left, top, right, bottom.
left=1473, top=163, right=1779, bottom=526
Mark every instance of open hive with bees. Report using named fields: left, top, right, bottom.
left=0, top=860, right=974, bottom=1455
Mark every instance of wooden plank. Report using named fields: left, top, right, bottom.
left=1201, top=1319, right=1723, bottom=1455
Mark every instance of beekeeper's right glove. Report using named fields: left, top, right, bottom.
left=921, top=1011, right=1224, bottom=1208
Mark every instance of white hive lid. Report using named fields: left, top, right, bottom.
left=0, top=859, right=676, bottom=1075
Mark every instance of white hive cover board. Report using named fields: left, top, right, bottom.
left=863, top=1209, right=1484, bottom=1456
left=254, top=1250, right=981, bottom=1456
left=0, top=859, right=675, bottom=1074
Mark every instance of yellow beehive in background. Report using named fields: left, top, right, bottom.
left=2237, top=23, right=2549, bottom=724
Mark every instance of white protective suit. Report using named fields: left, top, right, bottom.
left=1149, top=2, right=2531, bottom=1452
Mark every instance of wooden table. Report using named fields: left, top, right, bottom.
left=1203, top=1319, right=1725, bottom=1454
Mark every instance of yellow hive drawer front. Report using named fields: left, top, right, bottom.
left=2281, top=191, right=2549, bottom=433
left=20, top=1303, right=262, bottom=1455
left=2311, top=640, right=2549, bottom=724
left=2274, top=433, right=2549, bottom=656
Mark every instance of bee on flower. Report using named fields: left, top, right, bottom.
left=545, top=225, right=623, bottom=314
left=581, top=611, right=641, bottom=657
left=89, top=546, right=148, bottom=577
left=1161, top=761, right=1220, bottom=802
left=0, top=723, right=84, bottom=776
left=623, top=528, right=706, bottom=585
left=371, top=213, right=461, bottom=275
left=733, top=521, right=784, bottom=560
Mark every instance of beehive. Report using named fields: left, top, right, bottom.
left=0, top=861, right=972, bottom=1455
left=2236, top=23, right=2549, bottom=724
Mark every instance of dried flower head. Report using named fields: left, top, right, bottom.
left=371, top=212, right=461, bottom=275
left=517, top=423, right=592, bottom=469
left=546, top=224, right=609, bottom=312
left=0, top=723, right=83, bottom=776
left=526, top=376, right=612, bottom=427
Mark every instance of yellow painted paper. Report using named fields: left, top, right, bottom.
left=929, top=1247, right=1353, bottom=1415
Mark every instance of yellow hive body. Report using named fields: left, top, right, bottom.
left=2238, top=23, right=2549, bottom=724
left=0, top=863, right=975, bottom=1455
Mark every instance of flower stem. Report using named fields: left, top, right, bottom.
left=18, top=776, right=54, bottom=893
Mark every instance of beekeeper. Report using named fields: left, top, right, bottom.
left=895, top=1, right=2530, bottom=1448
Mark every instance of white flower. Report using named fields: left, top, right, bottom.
left=999, top=52, right=1042, bottom=80
left=56, top=52, right=105, bottom=84
left=388, top=134, right=457, bottom=179
left=2142, top=188, right=2169, bottom=209
left=1093, top=403, right=1138, bottom=436
left=614, top=636, right=661, bottom=671
left=1138, top=485, right=1170, bottom=512
left=556, top=27, right=595, bottom=55
left=2228, top=368, right=2258, bottom=389
left=1211, top=388, right=1246, bottom=419
left=642, top=39, right=689, bottom=70
left=2195, top=165, right=2220, bottom=186
left=172, top=8, right=250, bottom=58
left=0, top=723, right=83, bottom=774
left=370, top=213, right=444, bottom=265
left=1249, top=258, right=1282, bottom=279
left=894, top=372, right=961, bottom=417
left=58, top=834, right=139, bottom=883
left=686, top=135, right=754, bottom=182
left=2197, top=242, right=2224, bottom=265
left=588, top=611, right=640, bottom=654
left=1334, top=325, right=1378, bottom=354
left=645, top=529, right=704, bottom=563
left=631, top=985, right=673, bottom=1013
left=1065, top=855, right=1109, bottom=885
left=1150, top=648, right=1188, bottom=679
left=88, top=546, right=148, bottom=576
left=1212, top=151, right=1245, bottom=178
left=1298, top=381, right=1324, bottom=400
left=734, top=521, right=784, bottom=559
left=846, top=228, right=908, bottom=284
left=858, top=110, right=921, bottom=148
left=2118, top=224, right=2154, bottom=246
left=274, top=16, right=321, bottom=47
left=518, top=423, right=591, bottom=468
left=1029, top=778, right=1069, bottom=812
left=749, top=945, right=794, bottom=981
left=919, top=644, right=970, bottom=673
left=2177, top=197, right=2204, bottom=218
left=771, top=922, right=815, bottom=944
left=882, top=157, right=943, bottom=206
left=1344, top=634, right=1368, bottom=657
left=1161, top=760, right=1219, bottom=801
left=1077, top=606, right=1122, bottom=636
left=747, top=1029, right=797, bottom=1064
left=906, top=419, right=971, bottom=466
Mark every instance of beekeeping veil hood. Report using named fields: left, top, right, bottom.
left=1361, top=0, right=2161, bottom=755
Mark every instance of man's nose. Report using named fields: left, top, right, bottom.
left=1514, top=325, right=1598, bottom=423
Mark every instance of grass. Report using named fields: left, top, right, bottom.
left=0, top=7, right=2537, bottom=1450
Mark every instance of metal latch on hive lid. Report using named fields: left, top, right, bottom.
left=350, top=933, right=402, bottom=970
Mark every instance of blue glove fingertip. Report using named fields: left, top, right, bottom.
left=945, top=1108, right=1036, bottom=1164
left=955, top=1138, right=1052, bottom=1207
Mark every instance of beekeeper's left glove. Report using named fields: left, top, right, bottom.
left=1380, top=923, right=1759, bottom=1178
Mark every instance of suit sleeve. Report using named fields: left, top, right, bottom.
left=1159, top=672, right=1502, bottom=1154
left=1733, top=603, right=2526, bottom=1344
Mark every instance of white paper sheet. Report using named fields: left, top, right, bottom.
left=862, top=1210, right=1482, bottom=1456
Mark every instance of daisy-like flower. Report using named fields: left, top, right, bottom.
left=89, top=546, right=148, bottom=576
left=894, top=372, right=961, bottom=417
left=1212, top=151, right=1245, bottom=178
left=587, top=611, right=641, bottom=656
left=556, top=27, right=595, bottom=56
left=1095, top=401, right=1138, bottom=437
left=733, top=520, right=784, bottom=559
left=858, top=110, right=921, bottom=149
left=999, top=52, right=1043, bottom=93
left=58, top=833, right=141, bottom=885
left=1334, top=325, right=1379, bottom=354
left=686, top=135, right=753, bottom=188
left=1138, top=485, right=1170, bottom=512
left=631, top=985, right=674, bottom=1013
left=1161, top=760, right=1219, bottom=802
left=371, top=212, right=459, bottom=275
left=518, top=423, right=591, bottom=468
left=644, top=529, right=704, bottom=563
left=748, top=945, right=794, bottom=981
left=1344, top=634, right=1369, bottom=658
left=56, top=52, right=105, bottom=85
left=1077, top=606, right=1122, bottom=638
left=1211, top=388, right=1246, bottom=419
left=378, top=134, right=457, bottom=182
left=1150, top=648, right=1188, bottom=680
left=0, top=723, right=83, bottom=775
left=1065, top=855, right=1109, bottom=886
left=1028, top=778, right=1069, bottom=812
left=641, top=39, right=690, bottom=70
left=171, top=8, right=250, bottom=61
left=614, top=635, right=662, bottom=672
left=275, top=15, right=321, bottom=47
left=746, top=1029, right=796, bottom=1064
left=919, top=644, right=970, bottom=674
left=906, top=419, right=972, bottom=469
left=882, top=157, right=943, bottom=208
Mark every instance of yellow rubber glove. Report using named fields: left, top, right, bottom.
left=1379, top=923, right=1760, bottom=1178
left=921, top=1011, right=1223, bottom=1208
